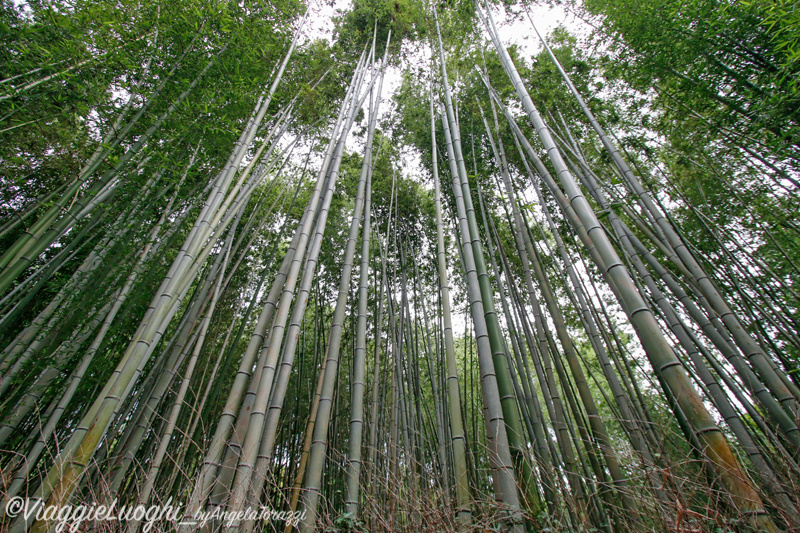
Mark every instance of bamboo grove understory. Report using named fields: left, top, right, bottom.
left=1, top=0, right=799, bottom=531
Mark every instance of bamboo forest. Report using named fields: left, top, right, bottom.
left=1, top=0, right=799, bottom=531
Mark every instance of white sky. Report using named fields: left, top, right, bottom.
left=299, top=0, right=590, bottom=180
left=303, top=0, right=588, bottom=53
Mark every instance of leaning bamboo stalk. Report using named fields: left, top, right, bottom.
left=366, top=173, right=394, bottom=508
left=430, top=88, right=471, bottom=521
left=195, top=140, right=325, bottom=509
left=0, top=212, right=103, bottom=325
left=0, top=224, right=122, bottom=397
left=127, top=224, right=233, bottom=533
left=479, top=3, right=777, bottom=529
left=220, top=51, right=370, bottom=530
left=102, top=214, right=243, bottom=499
left=344, top=60, right=384, bottom=518
left=191, top=213, right=306, bottom=512
left=531, top=19, right=800, bottom=418
left=439, top=103, right=524, bottom=531
left=558, top=122, right=800, bottom=442
left=548, top=121, right=800, bottom=450
left=1, top=159, right=194, bottom=496
left=478, top=99, right=633, bottom=516
left=19, top=91, right=275, bottom=533
left=107, top=172, right=266, bottom=486
left=0, top=51, right=221, bottom=297
left=525, top=162, right=675, bottom=519
left=0, top=173, right=163, bottom=381
left=2, top=205, right=181, bottom=501
left=624, top=224, right=800, bottom=522
left=298, top=60, right=377, bottom=532
left=434, top=11, right=526, bottom=528
left=627, top=222, right=800, bottom=444
left=560, top=138, right=800, bottom=448
left=0, top=296, right=112, bottom=449
left=0, top=180, right=69, bottom=242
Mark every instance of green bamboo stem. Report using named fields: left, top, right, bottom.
left=480, top=4, right=777, bottom=529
